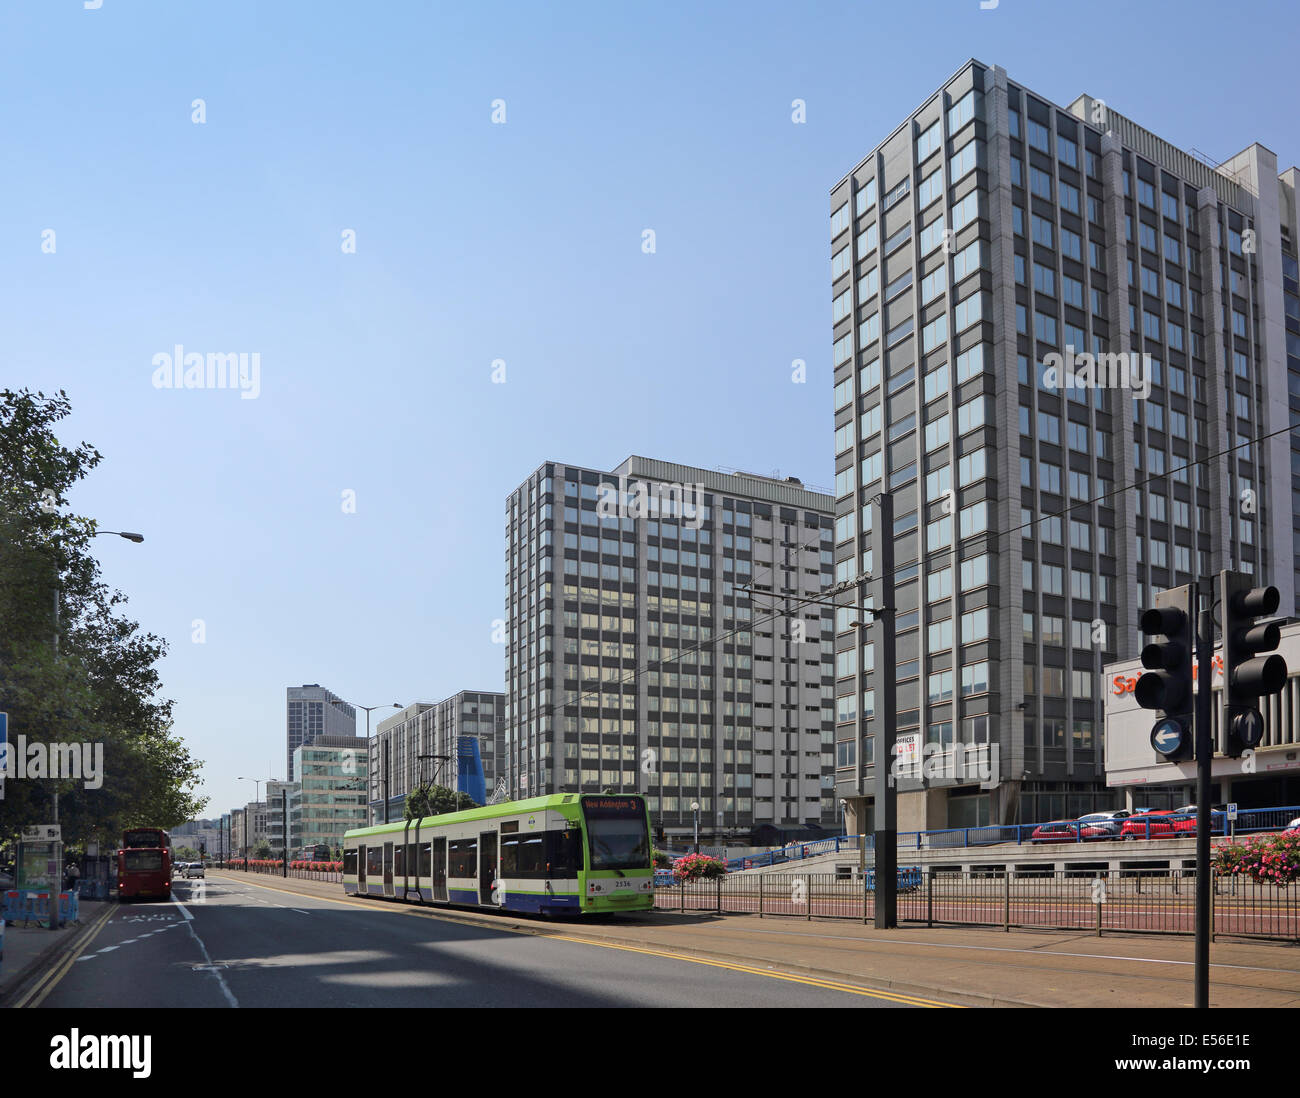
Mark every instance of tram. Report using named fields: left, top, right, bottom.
left=343, top=793, right=653, bottom=915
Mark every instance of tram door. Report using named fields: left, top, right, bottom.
left=383, top=842, right=394, bottom=898
left=357, top=844, right=367, bottom=891
left=432, top=837, right=448, bottom=903
left=478, top=832, right=498, bottom=905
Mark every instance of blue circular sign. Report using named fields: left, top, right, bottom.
left=1150, top=718, right=1186, bottom=757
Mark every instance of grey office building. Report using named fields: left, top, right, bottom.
left=286, top=684, right=357, bottom=782
left=370, top=691, right=504, bottom=822
left=506, top=456, right=837, bottom=844
left=830, top=60, right=1298, bottom=834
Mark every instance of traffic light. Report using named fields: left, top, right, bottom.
left=1220, top=571, right=1288, bottom=757
left=1136, top=584, right=1194, bottom=762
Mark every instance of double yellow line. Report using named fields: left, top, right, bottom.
left=10, top=901, right=116, bottom=1009
left=549, top=935, right=958, bottom=1007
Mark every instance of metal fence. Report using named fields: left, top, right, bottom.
left=216, top=863, right=343, bottom=884
left=652, top=868, right=1300, bottom=942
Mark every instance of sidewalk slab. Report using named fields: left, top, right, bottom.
left=0, top=900, right=109, bottom=1005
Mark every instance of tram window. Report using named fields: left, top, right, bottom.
left=366, top=847, right=383, bottom=876
left=405, top=843, right=417, bottom=874
left=343, top=849, right=358, bottom=875
left=501, top=837, right=519, bottom=876
left=546, top=829, right=583, bottom=875
left=500, top=820, right=519, bottom=834
left=517, top=837, right=545, bottom=877
left=419, top=844, right=431, bottom=877
left=394, top=844, right=405, bottom=876
left=448, top=839, right=477, bottom=878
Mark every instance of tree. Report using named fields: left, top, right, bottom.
left=174, top=845, right=200, bottom=862
left=406, top=783, right=479, bottom=820
left=253, top=839, right=273, bottom=860
left=0, top=389, right=207, bottom=843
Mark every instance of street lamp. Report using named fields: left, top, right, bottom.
left=347, top=701, right=403, bottom=824
left=46, top=525, right=143, bottom=930
left=691, top=801, right=700, bottom=854
left=237, top=776, right=274, bottom=866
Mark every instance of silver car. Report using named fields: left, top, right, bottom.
left=184, top=863, right=205, bottom=879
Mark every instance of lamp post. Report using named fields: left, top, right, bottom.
left=691, top=801, right=700, bottom=855
left=47, top=526, right=143, bottom=930
left=348, top=701, right=403, bottom=825
left=237, top=776, right=274, bottom=866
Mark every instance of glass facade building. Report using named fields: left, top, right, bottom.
left=290, top=736, right=370, bottom=852
left=831, top=60, right=1295, bottom=832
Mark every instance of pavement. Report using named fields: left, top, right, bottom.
left=199, top=871, right=1300, bottom=1008
left=0, top=899, right=112, bottom=1006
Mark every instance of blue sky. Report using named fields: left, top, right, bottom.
left=2, top=0, right=1295, bottom=819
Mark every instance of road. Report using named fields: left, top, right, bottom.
left=35, top=874, right=941, bottom=1008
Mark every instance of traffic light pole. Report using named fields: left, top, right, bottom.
left=1194, top=603, right=1213, bottom=1011
left=872, top=492, right=896, bottom=930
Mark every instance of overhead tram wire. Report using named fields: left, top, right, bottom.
left=537, top=417, right=1300, bottom=721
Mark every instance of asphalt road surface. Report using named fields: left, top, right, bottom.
left=37, top=874, right=935, bottom=1008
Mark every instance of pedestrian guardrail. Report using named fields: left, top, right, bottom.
left=651, top=868, right=1299, bottom=942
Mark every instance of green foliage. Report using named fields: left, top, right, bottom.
left=174, top=845, right=200, bottom=862
left=253, top=839, right=273, bottom=859
left=652, top=849, right=671, bottom=869
left=406, top=782, right=479, bottom=820
left=0, top=389, right=207, bottom=844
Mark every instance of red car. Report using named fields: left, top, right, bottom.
left=1119, top=811, right=1197, bottom=840
left=1029, top=819, right=1113, bottom=843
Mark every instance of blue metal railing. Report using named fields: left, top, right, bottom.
left=656, top=803, right=1300, bottom=875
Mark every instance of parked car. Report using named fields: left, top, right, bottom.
left=1072, top=811, right=1131, bottom=839
left=1120, top=811, right=1197, bottom=840
left=184, top=863, right=205, bottom=879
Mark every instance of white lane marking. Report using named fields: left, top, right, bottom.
left=97, top=946, right=118, bottom=953
left=184, top=918, right=238, bottom=1008
left=291, top=909, right=310, bottom=915
left=173, top=899, right=194, bottom=921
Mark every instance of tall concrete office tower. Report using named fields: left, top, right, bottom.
left=506, top=456, right=836, bottom=846
left=830, top=60, right=1299, bottom=834
left=285, top=684, right=357, bottom=782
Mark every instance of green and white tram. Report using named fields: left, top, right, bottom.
left=342, top=792, right=654, bottom=915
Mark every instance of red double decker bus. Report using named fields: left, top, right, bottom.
left=118, top=828, right=172, bottom=901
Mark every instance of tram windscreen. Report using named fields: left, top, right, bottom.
left=581, top=796, right=650, bottom=872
